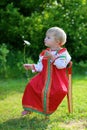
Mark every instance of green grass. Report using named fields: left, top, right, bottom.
left=0, top=76, right=87, bottom=130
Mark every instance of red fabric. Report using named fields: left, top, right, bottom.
left=22, top=48, right=68, bottom=115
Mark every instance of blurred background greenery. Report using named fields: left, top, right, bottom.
left=0, top=0, right=87, bottom=79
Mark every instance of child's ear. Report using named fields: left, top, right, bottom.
left=59, top=42, right=62, bottom=46
left=56, top=40, right=61, bottom=46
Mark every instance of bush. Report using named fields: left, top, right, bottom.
left=0, top=43, right=9, bottom=78
left=0, top=3, right=31, bottom=49
left=0, top=1, right=87, bottom=62
left=0, top=43, right=34, bottom=79
left=27, top=1, right=87, bottom=62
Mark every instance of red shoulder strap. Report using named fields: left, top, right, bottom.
left=40, top=50, right=45, bottom=56
left=58, top=48, right=67, bottom=54
left=40, top=48, right=50, bottom=56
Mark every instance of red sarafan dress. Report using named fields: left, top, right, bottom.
left=22, top=48, right=71, bottom=116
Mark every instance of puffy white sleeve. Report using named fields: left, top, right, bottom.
left=53, top=50, right=71, bottom=69
left=32, top=56, right=43, bottom=72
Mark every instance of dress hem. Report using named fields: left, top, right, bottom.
left=23, top=106, right=53, bottom=116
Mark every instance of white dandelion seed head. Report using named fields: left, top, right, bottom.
left=24, top=40, right=31, bottom=46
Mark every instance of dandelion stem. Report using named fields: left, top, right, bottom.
left=24, top=45, right=26, bottom=63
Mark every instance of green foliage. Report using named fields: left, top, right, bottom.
left=27, top=1, right=87, bottom=62
left=0, top=1, right=87, bottom=62
left=0, top=3, right=30, bottom=49
left=0, top=0, right=87, bottom=78
left=73, top=61, right=87, bottom=77
left=0, top=43, right=34, bottom=79
left=0, top=43, right=9, bottom=78
left=6, top=49, right=34, bottom=79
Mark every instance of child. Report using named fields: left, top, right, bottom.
left=22, top=27, right=71, bottom=118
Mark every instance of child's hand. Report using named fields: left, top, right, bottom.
left=44, top=51, right=52, bottom=58
left=44, top=51, right=55, bottom=61
left=23, top=64, right=33, bottom=70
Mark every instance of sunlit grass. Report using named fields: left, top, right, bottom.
left=0, top=76, right=87, bottom=130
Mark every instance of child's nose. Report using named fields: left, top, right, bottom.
left=45, top=37, right=47, bottom=41
left=44, top=38, right=46, bottom=42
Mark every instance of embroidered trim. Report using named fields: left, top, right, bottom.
left=51, top=48, right=67, bottom=64
left=23, top=107, right=52, bottom=115
left=43, top=60, right=51, bottom=112
left=41, top=58, right=53, bottom=114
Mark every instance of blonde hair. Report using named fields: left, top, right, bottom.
left=46, top=27, right=67, bottom=45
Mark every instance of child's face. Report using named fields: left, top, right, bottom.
left=44, top=33, right=59, bottom=48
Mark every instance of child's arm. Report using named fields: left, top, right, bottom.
left=52, top=51, right=71, bottom=69
left=32, top=56, right=43, bottom=72
left=23, top=56, right=43, bottom=72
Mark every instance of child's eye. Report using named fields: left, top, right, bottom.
left=47, top=37, right=50, bottom=39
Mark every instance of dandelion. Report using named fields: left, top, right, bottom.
left=24, top=40, right=31, bottom=46
left=23, top=39, right=31, bottom=79
left=23, top=40, right=31, bottom=63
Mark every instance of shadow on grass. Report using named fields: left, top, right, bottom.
left=0, top=116, right=49, bottom=130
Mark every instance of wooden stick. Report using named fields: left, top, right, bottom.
left=67, top=62, right=73, bottom=113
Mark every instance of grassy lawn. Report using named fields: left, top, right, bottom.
left=0, top=76, right=87, bottom=130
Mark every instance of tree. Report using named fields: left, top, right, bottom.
left=0, top=0, right=87, bottom=62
